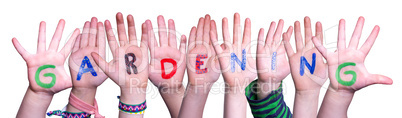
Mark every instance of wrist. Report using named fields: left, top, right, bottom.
left=327, top=86, right=355, bottom=100
left=120, top=87, right=146, bottom=104
left=158, top=84, right=185, bottom=95
left=225, top=85, right=246, bottom=95
left=256, top=79, right=281, bottom=92
left=295, top=88, right=321, bottom=96
left=71, top=87, right=97, bottom=103
left=27, top=87, right=54, bottom=99
left=66, top=87, right=97, bottom=112
left=185, top=83, right=214, bottom=95
left=317, top=86, right=354, bottom=118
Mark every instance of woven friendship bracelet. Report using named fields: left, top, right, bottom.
left=117, top=96, right=147, bottom=114
left=47, top=110, right=91, bottom=118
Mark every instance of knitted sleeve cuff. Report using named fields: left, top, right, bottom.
left=245, top=80, right=292, bottom=118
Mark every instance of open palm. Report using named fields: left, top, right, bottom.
left=147, top=16, right=187, bottom=89
left=210, top=13, right=257, bottom=88
left=69, top=17, right=107, bottom=88
left=283, top=17, right=328, bottom=91
left=12, top=20, right=79, bottom=94
left=92, top=13, right=149, bottom=88
left=256, top=19, right=289, bottom=84
left=312, top=17, right=392, bottom=92
left=187, top=15, right=220, bottom=86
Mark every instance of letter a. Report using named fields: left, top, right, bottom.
left=77, top=56, right=97, bottom=80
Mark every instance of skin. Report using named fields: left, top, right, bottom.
left=282, top=17, right=328, bottom=118
left=255, top=19, right=290, bottom=99
left=67, top=17, right=108, bottom=114
left=145, top=15, right=187, bottom=118
left=314, top=17, right=393, bottom=118
left=14, top=20, right=80, bottom=118
left=91, top=12, right=149, bottom=118
left=178, top=15, right=220, bottom=118
left=210, top=13, right=257, bottom=118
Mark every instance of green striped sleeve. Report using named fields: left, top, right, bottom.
left=245, top=80, right=292, bottom=118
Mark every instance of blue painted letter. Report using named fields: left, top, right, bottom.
left=271, top=52, right=277, bottom=70
left=299, top=53, right=316, bottom=76
left=77, top=56, right=97, bottom=80
left=231, top=49, right=247, bottom=72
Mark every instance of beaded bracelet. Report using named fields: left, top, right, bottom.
left=47, top=110, right=91, bottom=118
left=117, top=96, right=147, bottom=114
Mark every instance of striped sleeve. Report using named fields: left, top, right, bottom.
left=245, top=80, right=292, bottom=118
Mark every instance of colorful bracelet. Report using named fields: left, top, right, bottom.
left=117, top=96, right=147, bottom=114
left=47, top=110, right=91, bottom=118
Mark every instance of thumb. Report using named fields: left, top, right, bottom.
left=91, top=52, right=109, bottom=74
left=372, top=74, right=393, bottom=85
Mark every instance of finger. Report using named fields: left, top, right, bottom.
left=91, top=52, right=109, bottom=74
left=273, top=19, right=284, bottom=45
left=211, top=20, right=218, bottom=50
left=60, top=28, right=80, bottom=59
left=179, top=35, right=187, bottom=54
left=222, top=17, right=231, bottom=44
left=72, top=34, right=81, bottom=53
left=195, top=17, right=205, bottom=46
left=116, top=12, right=128, bottom=46
left=349, top=16, right=364, bottom=49
left=233, top=13, right=241, bottom=45
left=157, top=15, right=168, bottom=47
left=88, top=17, right=98, bottom=47
left=48, top=19, right=65, bottom=51
left=12, top=38, right=31, bottom=60
left=360, top=25, right=380, bottom=55
left=168, top=19, right=177, bottom=48
left=265, top=21, right=276, bottom=47
left=210, top=30, right=223, bottom=54
left=127, top=14, right=138, bottom=46
left=105, top=20, right=119, bottom=57
left=146, top=20, right=157, bottom=59
left=338, top=19, right=346, bottom=50
left=242, top=18, right=251, bottom=45
left=304, top=16, right=313, bottom=45
left=294, top=21, right=304, bottom=51
left=140, top=23, right=149, bottom=52
left=97, top=22, right=106, bottom=57
left=37, top=21, right=46, bottom=53
left=187, top=27, right=196, bottom=51
left=315, top=22, right=323, bottom=45
left=203, top=15, right=211, bottom=45
left=80, top=21, right=90, bottom=48
left=370, top=74, right=393, bottom=85
left=257, top=28, right=265, bottom=51
left=312, top=36, right=328, bottom=59
left=283, top=26, right=294, bottom=57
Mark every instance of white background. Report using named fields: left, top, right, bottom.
left=0, top=0, right=401, bottom=117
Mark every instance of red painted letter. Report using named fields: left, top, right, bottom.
left=161, top=58, right=177, bottom=79
left=196, top=54, right=208, bottom=74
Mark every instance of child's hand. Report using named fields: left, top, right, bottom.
left=312, top=17, right=392, bottom=93
left=256, top=19, right=289, bottom=96
left=146, top=16, right=187, bottom=89
left=187, top=15, right=220, bottom=86
left=210, top=13, right=257, bottom=88
left=69, top=17, right=107, bottom=89
left=14, top=20, right=80, bottom=118
left=12, top=19, right=79, bottom=94
left=91, top=13, right=149, bottom=89
left=283, top=17, right=328, bottom=91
